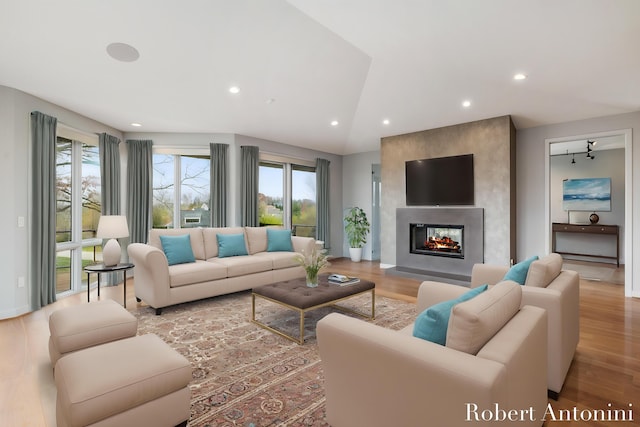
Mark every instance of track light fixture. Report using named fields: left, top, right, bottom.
left=571, top=153, right=576, bottom=164
left=586, top=140, right=595, bottom=159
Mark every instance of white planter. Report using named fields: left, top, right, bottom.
left=349, top=247, right=363, bottom=262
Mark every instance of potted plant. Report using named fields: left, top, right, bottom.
left=344, top=207, right=370, bottom=262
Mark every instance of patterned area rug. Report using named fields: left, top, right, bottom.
left=134, top=290, right=416, bottom=426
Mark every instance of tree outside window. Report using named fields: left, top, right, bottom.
left=152, top=153, right=210, bottom=229
left=55, top=137, right=102, bottom=294
left=258, top=161, right=316, bottom=236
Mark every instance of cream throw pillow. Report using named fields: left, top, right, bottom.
left=446, top=280, right=522, bottom=355
left=244, top=227, right=268, bottom=254
left=524, top=253, right=563, bottom=287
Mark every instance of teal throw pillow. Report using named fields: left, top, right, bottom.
left=413, top=285, right=488, bottom=345
left=503, top=256, right=539, bottom=285
left=159, top=234, right=196, bottom=266
left=217, top=233, right=248, bottom=258
left=267, top=228, right=293, bottom=252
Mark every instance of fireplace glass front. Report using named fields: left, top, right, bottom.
left=410, top=223, right=464, bottom=259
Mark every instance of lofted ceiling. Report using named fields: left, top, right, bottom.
left=1, top=0, right=639, bottom=155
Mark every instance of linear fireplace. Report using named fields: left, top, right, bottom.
left=410, top=223, right=464, bottom=259
left=394, top=208, right=484, bottom=283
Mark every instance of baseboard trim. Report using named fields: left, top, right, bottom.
left=0, top=304, right=32, bottom=320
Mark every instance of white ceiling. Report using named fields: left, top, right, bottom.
left=1, top=0, right=639, bottom=155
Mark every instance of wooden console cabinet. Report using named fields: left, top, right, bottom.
left=551, top=223, right=619, bottom=267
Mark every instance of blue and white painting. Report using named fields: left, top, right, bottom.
left=562, top=178, right=611, bottom=211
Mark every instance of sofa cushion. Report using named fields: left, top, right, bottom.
left=503, top=255, right=538, bottom=285
left=168, top=260, right=228, bottom=287
left=253, top=251, right=299, bottom=269
left=267, top=228, right=293, bottom=252
left=413, top=285, right=488, bottom=345
left=446, top=280, right=522, bottom=355
left=54, top=334, right=191, bottom=427
left=525, top=253, right=563, bottom=288
left=245, top=227, right=268, bottom=254
left=217, top=233, right=249, bottom=258
left=202, top=227, right=246, bottom=258
left=160, top=234, right=196, bottom=266
left=149, top=228, right=205, bottom=260
left=210, top=255, right=273, bottom=278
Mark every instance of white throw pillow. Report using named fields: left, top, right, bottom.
left=524, top=253, right=563, bottom=287
left=446, top=280, right=522, bottom=355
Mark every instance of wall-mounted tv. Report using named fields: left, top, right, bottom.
left=405, top=154, right=474, bottom=206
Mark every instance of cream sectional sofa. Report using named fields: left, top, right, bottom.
left=317, top=280, right=548, bottom=427
left=128, top=227, right=315, bottom=314
left=470, top=253, right=579, bottom=399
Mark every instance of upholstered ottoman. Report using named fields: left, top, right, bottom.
left=49, top=299, right=138, bottom=366
left=55, top=333, right=192, bottom=427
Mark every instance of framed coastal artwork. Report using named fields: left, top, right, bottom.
left=562, top=177, right=611, bottom=211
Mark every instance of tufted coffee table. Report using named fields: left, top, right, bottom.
left=251, top=274, right=375, bottom=344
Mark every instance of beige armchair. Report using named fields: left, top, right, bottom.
left=470, top=253, right=579, bottom=399
left=317, top=281, right=548, bottom=427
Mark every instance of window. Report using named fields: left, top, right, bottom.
left=55, top=135, right=102, bottom=295
left=259, top=159, right=316, bottom=237
left=291, top=165, right=316, bottom=237
left=258, top=163, right=284, bottom=226
left=152, top=153, right=210, bottom=229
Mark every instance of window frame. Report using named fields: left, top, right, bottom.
left=152, top=147, right=211, bottom=229
left=55, top=125, right=101, bottom=297
left=259, top=154, right=316, bottom=236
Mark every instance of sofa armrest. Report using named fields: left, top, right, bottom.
left=291, top=236, right=315, bottom=254
left=127, top=243, right=171, bottom=309
left=317, top=313, right=509, bottom=427
left=521, top=270, right=579, bottom=393
left=477, top=305, right=548, bottom=416
left=471, top=263, right=509, bottom=288
left=416, top=281, right=469, bottom=313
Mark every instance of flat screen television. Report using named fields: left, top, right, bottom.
left=405, top=154, right=474, bottom=206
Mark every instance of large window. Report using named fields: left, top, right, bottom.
left=152, top=152, right=210, bottom=228
left=55, top=135, right=102, bottom=294
left=259, top=159, right=316, bottom=237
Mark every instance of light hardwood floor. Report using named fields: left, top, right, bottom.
left=1, top=259, right=639, bottom=426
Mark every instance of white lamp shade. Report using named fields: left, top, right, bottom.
left=96, top=215, right=129, bottom=239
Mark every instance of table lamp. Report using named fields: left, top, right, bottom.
left=96, top=215, right=129, bottom=266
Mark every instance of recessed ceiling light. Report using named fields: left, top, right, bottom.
left=106, top=42, right=140, bottom=62
left=131, top=123, right=142, bottom=127
left=382, top=119, right=390, bottom=125
left=462, top=100, right=471, bottom=108
left=229, top=86, right=240, bottom=94
left=514, top=73, right=527, bottom=80
left=266, top=98, right=276, bottom=104
left=330, top=120, right=339, bottom=126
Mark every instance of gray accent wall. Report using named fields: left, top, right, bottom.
left=381, top=115, right=516, bottom=268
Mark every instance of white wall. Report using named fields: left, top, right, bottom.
left=550, top=148, right=625, bottom=263
left=516, top=111, right=640, bottom=297
left=0, top=85, right=123, bottom=319
left=342, top=151, right=380, bottom=260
